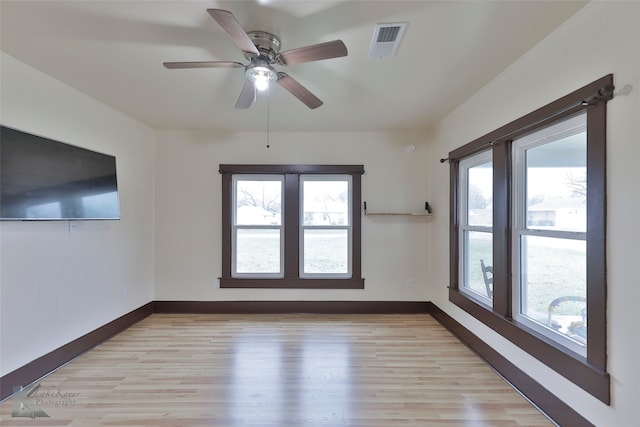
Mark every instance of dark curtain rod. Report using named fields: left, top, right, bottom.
left=439, top=81, right=614, bottom=165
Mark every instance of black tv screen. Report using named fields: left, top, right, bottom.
left=0, top=126, right=120, bottom=220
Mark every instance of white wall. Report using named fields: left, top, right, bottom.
left=428, top=2, right=640, bottom=426
left=154, top=129, right=432, bottom=301
left=0, top=53, right=156, bottom=376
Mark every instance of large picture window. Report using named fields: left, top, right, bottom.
left=220, top=165, right=364, bottom=289
left=449, top=75, right=613, bottom=404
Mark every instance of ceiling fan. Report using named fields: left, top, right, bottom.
left=163, top=9, right=348, bottom=109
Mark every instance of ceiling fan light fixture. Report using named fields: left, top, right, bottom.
left=246, top=61, right=277, bottom=91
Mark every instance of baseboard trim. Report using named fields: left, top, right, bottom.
left=1, top=300, right=593, bottom=426
left=0, top=302, right=154, bottom=401
left=154, top=300, right=432, bottom=314
left=428, top=302, right=593, bottom=427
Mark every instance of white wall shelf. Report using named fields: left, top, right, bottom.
left=363, top=201, right=433, bottom=216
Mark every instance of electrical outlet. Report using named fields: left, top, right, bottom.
left=405, top=278, right=414, bottom=288
left=121, top=287, right=127, bottom=299
left=69, top=221, right=77, bottom=233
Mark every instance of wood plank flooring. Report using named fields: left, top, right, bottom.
left=0, top=314, right=553, bottom=426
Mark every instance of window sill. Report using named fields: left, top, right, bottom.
left=219, top=277, right=365, bottom=289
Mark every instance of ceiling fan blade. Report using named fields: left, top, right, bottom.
left=276, top=73, right=323, bottom=109
left=207, top=9, right=259, bottom=55
left=235, top=79, right=255, bottom=109
left=278, top=40, right=347, bottom=66
left=163, top=61, right=243, bottom=69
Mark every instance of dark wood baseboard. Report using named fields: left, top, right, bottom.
left=1, top=299, right=593, bottom=426
left=154, top=300, right=432, bottom=314
left=0, top=302, right=154, bottom=401
left=428, top=302, right=593, bottom=427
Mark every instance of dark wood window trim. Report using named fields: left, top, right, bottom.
left=448, top=75, right=613, bottom=404
left=219, top=164, right=365, bottom=289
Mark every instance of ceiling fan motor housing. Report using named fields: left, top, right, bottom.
left=243, top=31, right=281, bottom=63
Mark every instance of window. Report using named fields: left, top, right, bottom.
left=220, top=165, right=364, bottom=289
left=300, top=175, right=352, bottom=278
left=458, top=150, right=493, bottom=305
left=513, top=113, right=588, bottom=356
left=232, top=175, right=283, bottom=277
left=449, top=75, right=612, bottom=404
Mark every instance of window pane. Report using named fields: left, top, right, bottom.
left=303, top=229, right=348, bottom=274
left=467, top=161, right=493, bottom=227
left=463, top=231, right=493, bottom=298
left=520, top=235, right=586, bottom=345
left=236, top=229, right=281, bottom=274
left=303, top=180, right=349, bottom=226
left=525, top=122, right=586, bottom=232
left=235, top=180, right=281, bottom=226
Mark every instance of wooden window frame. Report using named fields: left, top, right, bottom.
left=448, top=75, right=613, bottom=404
left=219, top=164, right=365, bottom=289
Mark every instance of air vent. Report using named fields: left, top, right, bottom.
left=368, top=22, right=408, bottom=59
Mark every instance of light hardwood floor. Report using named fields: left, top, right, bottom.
left=0, top=314, right=553, bottom=426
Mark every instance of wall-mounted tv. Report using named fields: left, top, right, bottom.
left=0, top=125, right=120, bottom=220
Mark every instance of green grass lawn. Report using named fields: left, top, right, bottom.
left=237, top=230, right=586, bottom=321
left=465, top=233, right=586, bottom=317
left=236, top=229, right=281, bottom=273
left=235, top=229, right=347, bottom=274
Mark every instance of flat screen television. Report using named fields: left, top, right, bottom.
left=0, top=125, right=120, bottom=220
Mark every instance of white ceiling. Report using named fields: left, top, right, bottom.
left=0, top=0, right=587, bottom=132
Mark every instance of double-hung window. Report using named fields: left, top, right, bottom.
left=220, top=164, right=364, bottom=289
left=232, top=175, right=284, bottom=278
left=458, top=150, right=493, bottom=305
left=512, top=113, right=588, bottom=356
left=300, top=175, right=352, bottom=278
left=449, top=75, right=613, bottom=404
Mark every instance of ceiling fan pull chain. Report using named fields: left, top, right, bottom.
left=266, top=86, right=271, bottom=148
